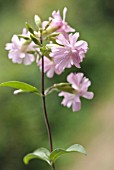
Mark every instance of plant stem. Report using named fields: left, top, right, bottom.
left=40, top=34, right=55, bottom=170
left=42, top=76, right=53, bottom=152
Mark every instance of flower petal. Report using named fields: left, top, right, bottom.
left=72, top=96, right=81, bottom=112
left=82, top=92, right=94, bottom=99
left=63, top=7, right=67, bottom=21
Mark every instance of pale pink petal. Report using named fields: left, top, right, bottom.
left=5, top=43, right=12, bottom=50
left=12, top=35, right=21, bottom=46
left=67, top=73, right=84, bottom=89
left=20, top=53, right=25, bottom=59
left=78, top=51, right=85, bottom=62
left=75, top=41, right=88, bottom=52
left=52, top=10, right=61, bottom=20
left=56, top=34, right=69, bottom=46
left=23, top=54, right=35, bottom=65
left=72, top=96, right=81, bottom=112
left=38, top=56, right=62, bottom=78
left=47, top=68, right=55, bottom=78
left=55, top=54, right=71, bottom=72
left=82, top=92, right=94, bottom=99
left=69, top=33, right=79, bottom=46
left=80, top=78, right=91, bottom=92
left=59, top=92, right=75, bottom=108
left=72, top=53, right=81, bottom=68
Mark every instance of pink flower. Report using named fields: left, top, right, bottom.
left=50, top=33, right=88, bottom=73
left=59, top=73, right=94, bottom=112
left=51, top=7, right=75, bottom=34
left=5, top=29, right=35, bottom=65
left=38, top=56, right=61, bottom=78
left=42, top=7, right=75, bottom=34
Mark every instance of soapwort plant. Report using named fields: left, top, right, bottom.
left=0, top=7, right=94, bottom=170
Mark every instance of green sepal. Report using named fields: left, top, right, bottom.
left=30, top=34, right=41, bottom=46
left=46, top=32, right=60, bottom=40
left=45, top=83, right=74, bottom=95
left=25, top=22, right=35, bottom=35
left=18, top=35, right=30, bottom=40
left=50, top=144, right=86, bottom=163
left=26, top=50, right=36, bottom=54
left=23, top=148, right=51, bottom=165
left=0, top=81, right=41, bottom=96
left=42, top=26, right=58, bottom=36
left=43, top=19, right=52, bottom=30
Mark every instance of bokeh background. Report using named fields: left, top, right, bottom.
left=0, top=0, right=114, bottom=170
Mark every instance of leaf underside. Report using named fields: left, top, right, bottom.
left=50, top=144, right=87, bottom=163
left=23, top=148, right=51, bottom=165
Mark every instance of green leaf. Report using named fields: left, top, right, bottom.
left=45, top=83, right=74, bottom=96
left=34, top=15, right=41, bottom=27
left=0, top=81, right=41, bottom=96
left=66, top=144, right=87, bottom=154
left=30, top=34, right=41, bottom=46
left=25, top=22, right=34, bottom=35
left=23, top=148, right=51, bottom=165
left=50, top=144, right=86, bottom=163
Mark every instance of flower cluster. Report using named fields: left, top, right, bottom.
left=5, top=29, right=35, bottom=65
left=5, top=7, right=94, bottom=112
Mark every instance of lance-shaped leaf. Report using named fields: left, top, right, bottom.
left=23, top=148, right=51, bottom=165
left=0, top=81, right=41, bottom=96
left=50, top=144, right=86, bottom=163
left=45, top=83, right=74, bottom=96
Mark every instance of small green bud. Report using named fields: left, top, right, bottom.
left=42, top=26, right=59, bottom=36
left=34, top=15, right=41, bottom=28
left=25, top=22, right=34, bottom=35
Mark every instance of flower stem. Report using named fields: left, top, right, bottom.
left=40, top=34, right=55, bottom=170
left=41, top=75, right=53, bottom=152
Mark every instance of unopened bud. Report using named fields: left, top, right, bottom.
left=34, top=15, right=41, bottom=28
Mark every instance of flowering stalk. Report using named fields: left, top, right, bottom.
left=40, top=33, right=55, bottom=170
left=1, top=7, right=94, bottom=170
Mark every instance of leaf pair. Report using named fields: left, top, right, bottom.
left=0, top=81, right=75, bottom=96
left=23, top=144, right=86, bottom=167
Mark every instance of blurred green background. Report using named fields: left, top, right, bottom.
left=0, top=0, right=114, bottom=170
